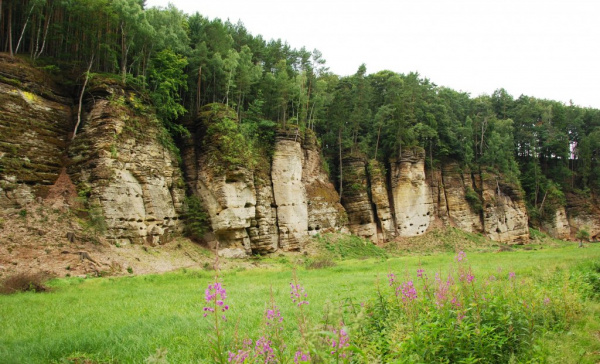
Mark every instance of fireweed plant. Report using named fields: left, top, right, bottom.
left=202, top=251, right=581, bottom=363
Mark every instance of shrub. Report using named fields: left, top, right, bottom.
left=0, top=272, right=51, bottom=294
left=305, top=257, right=337, bottom=270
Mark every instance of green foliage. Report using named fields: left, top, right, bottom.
left=148, top=49, right=188, bottom=134
left=183, top=196, right=210, bottom=241
left=464, top=186, right=483, bottom=213
left=576, top=227, right=590, bottom=242
left=201, top=104, right=256, bottom=172
left=317, top=234, right=388, bottom=260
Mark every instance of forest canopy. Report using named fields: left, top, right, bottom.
left=2, top=0, right=600, bottom=225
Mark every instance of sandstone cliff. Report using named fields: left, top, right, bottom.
left=341, top=156, right=378, bottom=242
left=181, top=107, right=345, bottom=257
left=68, top=81, right=185, bottom=246
left=390, top=149, right=435, bottom=237
left=0, top=54, right=72, bottom=207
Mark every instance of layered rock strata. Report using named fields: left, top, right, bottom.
left=479, top=175, right=529, bottom=243
left=340, top=156, right=378, bottom=241
left=68, top=82, right=185, bottom=246
left=390, top=149, right=435, bottom=237
left=368, top=160, right=396, bottom=242
left=271, top=133, right=308, bottom=251
left=302, top=132, right=345, bottom=237
left=0, top=54, right=72, bottom=207
left=182, top=109, right=345, bottom=257
left=440, top=163, right=483, bottom=233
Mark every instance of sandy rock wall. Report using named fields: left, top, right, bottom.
left=340, top=156, right=378, bottom=241
left=0, top=54, right=72, bottom=207
left=271, top=135, right=308, bottom=251
left=302, top=133, right=346, bottom=236
left=565, top=192, right=600, bottom=240
left=68, top=84, right=185, bottom=246
left=390, top=149, right=435, bottom=237
left=541, top=207, right=571, bottom=240
left=368, top=160, right=396, bottom=242
left=440, top=163, right=483, bottom=233
left=479, top=175, right=529, bottom=243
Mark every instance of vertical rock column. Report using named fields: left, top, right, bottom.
left=181, top=104, right=256, bottom=257
left=271, top=134, right=308, bottom=251
left=541, top=207, right=571, bottom=240
left=441, top=163, right=483, bottom=233
left=301, top=132, right=346, bottom=235
left=248, top=176, right=279, bottom=254
left=390, top=149, right=434, bottom=237
left=480, top=174, right=529, bottom=244
left=340, top=156, right=378, bottom=241
left=368, top=160, right=396, bottom=242
left=68, top=86, right=185, bottom=246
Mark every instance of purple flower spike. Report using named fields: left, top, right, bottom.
left=456, top=251, right=466, bottom=262
left=290, top=282, right=309, bottom=307
left=388, top=272, right=396, bottom=286
left=294, top=350, right=310, bottom=363
left=203, top=281, right=229, bottom=319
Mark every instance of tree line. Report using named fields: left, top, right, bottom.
left=3, top=0, right=600, bottom=224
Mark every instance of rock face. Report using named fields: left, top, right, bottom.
left=68, top=82, right=185, bottom=246
left=181, top=108, right=345, bottom=257
left=390, top=149, right=435, bottom=237
left=0, top=54, right=72, bottom=207
left=249, top=179, right=278, bottom=254
left=565, top=192, right=600, bottom=240
left=368, top=160, right=396, bottom=242
left=302, top=133, right=346, bottom=237
left=182, top=105, right=256, bottom=257
left=440, top=163, right=483, bottom=233
left=541, top=206, right=571, bottom=240
left=341, top=156, right=378, bottom=241
left=270, top=135, right=308, bottom=251
left=479, top=175, right=529, bottom=243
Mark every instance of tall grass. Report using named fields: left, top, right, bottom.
left=0, top=243, right=599, bottom=363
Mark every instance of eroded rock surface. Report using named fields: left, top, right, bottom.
left=441, top=163, right=482, bottom=233
left=479, top=175, right=529, bottom=244
left=340, top=156, right=378, bottom=241
left=271, top=133, right=308, bottom=251
left=0, top=54, right=72, bottom=207
left=390, top=149, right=434, bottom=237
left=368, top=160, right=396, bottom=242
left=68, top=83, right=184, bottom=246
left=302, top=132, right=346, bottom=237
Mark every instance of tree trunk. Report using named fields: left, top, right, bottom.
left=120, top=23, right=127, bottom=83
left=8, top=4, right=13, bottom=57
left=35, top=11, right=51, bottom=59
left=73, top=55, right=95, bottom=139
left=15, top=3, right=36, bottom=55
left=196, top=66, right=202, bottom=113
left=374, top=124, right=382, bottom=160
left=338, top=128, right=343, bottom=202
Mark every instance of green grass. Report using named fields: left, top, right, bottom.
left=1, top=242, right=599, bottom=363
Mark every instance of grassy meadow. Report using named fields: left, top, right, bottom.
left=1, top=232, right=600, bottom=363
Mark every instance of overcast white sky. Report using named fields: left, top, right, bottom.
left=145, top=0, right=600, bottom=108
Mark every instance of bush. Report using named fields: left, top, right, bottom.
left=0, top=272, right=51, bottom=294
left=318, top=234, right=388, bottom=260
left=304, top=257, right=337, bottom=270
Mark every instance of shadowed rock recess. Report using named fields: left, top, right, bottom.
left=3, top=59, right=597, bottom=257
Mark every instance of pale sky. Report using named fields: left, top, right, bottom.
left=146, top=0, right=600, bottom=109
